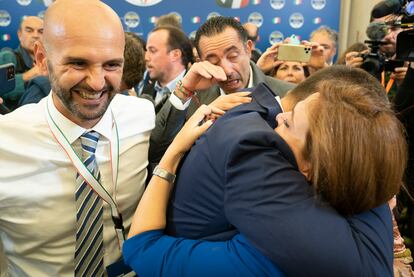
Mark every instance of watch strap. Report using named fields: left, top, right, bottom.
left=153, top=165, right=176, bottom=183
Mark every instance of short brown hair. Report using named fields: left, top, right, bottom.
left=151, top=26, right=194, bottom=67
left=122, top=32, right=146, bottom=89
left=286, top=65, right=387, bottom=106
left=302, top=68, right=407, bottom=215
left=155, top=13, right=182, bottom=29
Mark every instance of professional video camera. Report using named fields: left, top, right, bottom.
left=371, top=0, right=414, bottom=61
left=359, top=22, right=389, bottom=80
left=357, top=0, right=414, bottom=79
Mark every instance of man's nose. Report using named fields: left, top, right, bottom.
left=144, top=51, right=150, bottom=62
left=86, top=67, right=106, bottom=91
left=219, top=59, right=233, bottom=75
left=32, top=30, right=42, bottom=38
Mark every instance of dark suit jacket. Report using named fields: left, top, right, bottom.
left=166, top=83, right=394, bottom=277
left=149, top=61, right=295, bottom=163
left=141, top=82, right=172, bottom=114
left=17, top=76, right=51, bottom=107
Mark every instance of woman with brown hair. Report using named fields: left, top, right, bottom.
left=270, top=60, right=310, bottom=84
left=124, top=66, right=407, bottom=276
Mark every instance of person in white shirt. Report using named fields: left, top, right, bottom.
left=0, top=0, right=155, bottom=276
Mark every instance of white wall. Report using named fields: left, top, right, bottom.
left=339, top=0, right=381, bottom=54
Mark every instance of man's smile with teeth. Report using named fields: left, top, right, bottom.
left=77, top=90, right=104, bottom=100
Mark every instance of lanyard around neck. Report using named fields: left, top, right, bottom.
left=45, top=95, right=126, bottom=247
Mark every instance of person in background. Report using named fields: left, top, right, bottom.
left=120, top=32, right=146, bottom=96
left=0, top=16, right=44, bottom=110
left=346, top=13, right=407, bottom=97
left=242, top=22, right=261, bottom=63
left=394, top=61, right=414, bottom=256
left=256, top=40, right=322, bottom=83
left=124, top=65, right=406, bottom=276
left=309, top=25, right=338, bottom=65
left=270, top=61, right=309, bottom=84
left=150, top=16, right=294, bottom=164
left=155, top=12, right=182, bottom=29
left=136, top=12, right=184, bottom=97
left=141, top=26, right=193, bottom=113
left=335, top=42, right=369, bottom=66
left=0, top=1, right=155, bottom=275
left=17, top=75, right=51, bottom=107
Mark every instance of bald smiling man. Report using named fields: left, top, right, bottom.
left=0, top=0, right=155, bottom=276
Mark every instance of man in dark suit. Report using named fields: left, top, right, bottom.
left=165, top=66, right=396, bottom=276
left=142, top=26, right=193, bottom=114
left=150, top=16, right=294, bottom=162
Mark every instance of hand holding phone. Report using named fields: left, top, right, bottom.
left=277, top=44, right=312, bottom=63
left=0, top=63, right=16, bottom=97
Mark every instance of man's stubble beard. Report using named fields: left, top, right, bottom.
left=48, top=61, right=118, bottom=122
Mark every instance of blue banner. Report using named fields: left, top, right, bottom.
left=0, top=0, right=340, bottom=52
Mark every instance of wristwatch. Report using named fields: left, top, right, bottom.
left=153, top=165, right=176, bottom=183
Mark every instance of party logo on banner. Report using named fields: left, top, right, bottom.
left=311, top=0, right=326, bottom=10
left=269, top=30, right=284, bottom=45
left=215, top=0, right=249, bottom=9
left=289, top=13, right=304, bottom=29
left=0, top=10, right=11, bottom=27
left=17, top=0, right=32, bottom=6
left=248, top=12, right=263, bottom=27
left=125, top=0, right=163, bottom=7
left=124, top=11, right=140, bottom=28
left=43, top=0, right=53, bottom=7
left=270, top=0, right=285, bottom=10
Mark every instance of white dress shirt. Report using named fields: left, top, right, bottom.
left=0, top=93, right=155, bottom=276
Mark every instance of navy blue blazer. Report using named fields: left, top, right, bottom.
left=166, top=83, right=393, bottom=276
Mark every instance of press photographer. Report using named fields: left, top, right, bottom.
left=345, top=0, right=414, bottom=96
left=367, top=1, right=414, bottom=271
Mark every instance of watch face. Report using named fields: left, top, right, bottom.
left=153, top=166, right=176, bottom=183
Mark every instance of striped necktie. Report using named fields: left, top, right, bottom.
left=75, top=131, right=104, bottom=277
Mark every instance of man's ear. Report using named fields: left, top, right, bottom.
left=169, top=49, right=182, bottom=62
left=17, top=30, right=22, bottom=43
left=246, top=40, right=253, bottom=58
left=34, top=41, right=48, bottom=76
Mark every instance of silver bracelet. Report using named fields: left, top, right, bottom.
left=153, top=165, right=176, bottom=183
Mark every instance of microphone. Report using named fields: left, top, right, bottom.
left=371, top=0, right=403, bottom=18
left=366, top=21, right=388, bottom=41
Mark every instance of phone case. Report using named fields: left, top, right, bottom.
left=278, top=44, right=312, bottom=63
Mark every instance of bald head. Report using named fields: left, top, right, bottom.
left=243, top=22, right=258, bottom=42
left=43, top=0, right=124, bottom=51
left=34, top=0, right=126, bottom=128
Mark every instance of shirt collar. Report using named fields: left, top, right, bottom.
left=154, top=70, right=186, bottom=93
left=47, top=92, right=113, bottom=144
left=219, top=65, right=254, bottom=95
